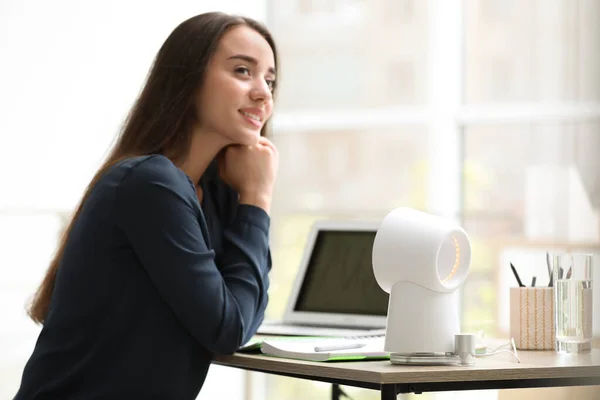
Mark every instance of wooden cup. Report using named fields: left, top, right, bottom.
left=509, top=287, right=555, bottom=350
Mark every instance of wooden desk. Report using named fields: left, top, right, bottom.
left=213, top=349, right=600, bottom=400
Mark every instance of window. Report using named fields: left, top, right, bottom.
left=461, top=122, right=600, bottom=336
left=478, top=0, right=515, bottom=21
left=272, top=128, right=427, bottom=214
left=275, top=53, right=363, bottom=110
left=386, top=60, right=416, bottom=104
left=465, top=0, right=600, bottom=104
left=296, top=0, right=363, bottom=16
left=270, top=0, right=428, bottom=110
left=386, top=0, right=414, bottom=21
left=460, top=0, right=600, bottom=349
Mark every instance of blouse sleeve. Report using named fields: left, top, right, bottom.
left=116, top=156, right=271, bottom=354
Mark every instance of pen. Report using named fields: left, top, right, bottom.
left=510, top=263, right=525, bottom=287
left=314, top=343, right=366, bottom=352
left=531, top=276, right=536, bottom=287
left=547, top=252, right=554, bottom=287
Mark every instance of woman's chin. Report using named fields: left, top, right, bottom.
left=218, top=127, right=262, bottom=147
left=236, top=131, right=261, bottom=146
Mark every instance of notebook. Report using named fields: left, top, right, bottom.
left=259, top=335, right=389, bottom=362
left=256, top=220, right=389, bottom=338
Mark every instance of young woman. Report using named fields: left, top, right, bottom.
left=14, top=11, right=278, bottom=399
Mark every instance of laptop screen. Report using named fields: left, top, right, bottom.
left=293, top=230, right=389, bottom=316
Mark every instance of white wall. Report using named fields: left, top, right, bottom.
left=0, top=1, right=266, bottom=399
left=0, top=0, right=267, bottom=210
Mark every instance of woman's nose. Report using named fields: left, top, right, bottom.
left=250, top=80, right=272, bottom=103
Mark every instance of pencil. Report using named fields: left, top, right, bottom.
left=510, top=263, right=525, bottom=287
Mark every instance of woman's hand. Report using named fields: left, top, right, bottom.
left=219, top=137, right=279, bottom=214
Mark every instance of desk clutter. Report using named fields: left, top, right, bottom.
left=249, top=207, right=477, bottom=366
left=509, top=252, right=594, bottom=354
left=242, top=208, right=594, bottom=369
left=242, top=208, right=525, bottom=366
left=259, top=335, right=388, bottom=362
left=237, top=333, right=521, bottom=365
left=238, top=334, right=388, bottom=361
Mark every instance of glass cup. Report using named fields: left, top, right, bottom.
left=553, top=253, right=593, bottom=354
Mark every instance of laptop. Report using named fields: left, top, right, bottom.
left=257, top=220, right=389, bottom=337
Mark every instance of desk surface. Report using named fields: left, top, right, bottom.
left=213, top=349, right=600, bottom=386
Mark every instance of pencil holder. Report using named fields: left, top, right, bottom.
left=509, top=287, right=555, bottom=350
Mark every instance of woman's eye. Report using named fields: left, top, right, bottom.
left=266, top=79, right=275, bottom=91
left=235, top=66, right=250, bottom=75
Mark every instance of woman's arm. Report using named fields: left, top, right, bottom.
left=116, top=156, right=270, bottom=354
left=213, top=174, right=273, bottom=344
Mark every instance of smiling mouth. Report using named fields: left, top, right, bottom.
left=239, top=110, right=262, bottom=127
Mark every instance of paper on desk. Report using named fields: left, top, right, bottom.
left=237, top=335, right=327, bottom=353
left=260, top=337, right=389, bottom=362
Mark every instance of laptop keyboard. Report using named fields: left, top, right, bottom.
left=343, top=333, right=385, bottom=340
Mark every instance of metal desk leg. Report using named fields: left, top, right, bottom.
left=381, top=384, right=397, bottom=400
left=332, top=383, right=349, bottom=400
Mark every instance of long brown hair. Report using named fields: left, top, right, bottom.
left=28, top=12, right=279, bottom=324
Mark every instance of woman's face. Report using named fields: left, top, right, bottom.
left=196, top=25, right=276, bottom=146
